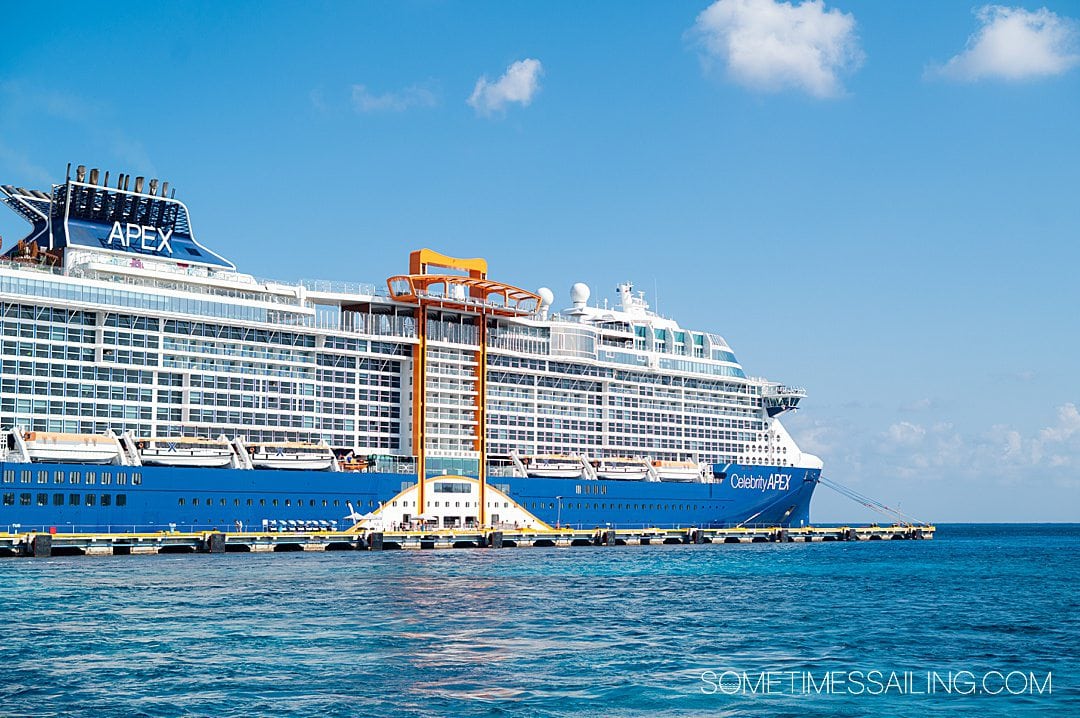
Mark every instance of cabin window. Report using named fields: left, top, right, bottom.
left=333, top=500, right=339, bottom=507
left=69, top=471, right=81, bottom=484
left=117, top=474, right=127, bottom=485
left=321, top=500, right=327, bottom=507
left=132, top=473, right=142, bottom=485
left=309, top=500, right=315, bottom=508
left=36, top=493, right=47, bottom=506
left=2, top=493, right=13, bottom=506
left=575, top=485, right=581, bottom=494
left=178, top=498, right=185, bottom=506
left=37, top=471, right=47, bottom=484
left=86, top=472, right=96, bottom=485
left=285, top=499, right=291, bottom=507
left=85, top=494, right=96, bottom=506
left=433, top=482, right=470, bottom=494
left=53, top=471, right=64, bottom=484
left=259, top=499, right=266, bottom=506
left=19, top=493, right=31, bottom=506
left=234, top=499, right=240, bottom=507
left=101, top=473, right=112, bottom=486
left=116, top=494, right=126, bottom=507
left=68, top=494, right=80, bottom=506
left=219, top=498, right=226, bottom=507
left=193, top=498, right=199, bottom=506
left=20, top=471, right=31, bottom=483
left=272, top=499, right=278, bottom=507
left=101, top=495, right=112, bottom=507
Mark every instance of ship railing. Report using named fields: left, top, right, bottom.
left=4, top=519, right=802, bottom=535
left=317, top=310, right=418, bottom=338
left=0, top=258, right=65, bottom=277
left=70, top=258, right=306, bottom=306
left=759, top=383, right=807, bottom=398
left=300, top=279, right=385, bottom=297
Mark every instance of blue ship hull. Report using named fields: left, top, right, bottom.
left=0, top=462, right=818, bottom=533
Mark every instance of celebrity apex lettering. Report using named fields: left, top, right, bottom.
left=106, top=221, right=174, bottom=252
left=728, top=473, right=792, bottom=492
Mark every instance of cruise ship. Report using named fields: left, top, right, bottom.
left=0, top=165, right=822, bottom=533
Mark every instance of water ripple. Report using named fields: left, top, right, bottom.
left=0, top=525, right=1076, bottom=717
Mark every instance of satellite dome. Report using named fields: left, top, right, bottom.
left=570, top=282, right=590, bottom=307
left=537, top=287, right=554, bottom=308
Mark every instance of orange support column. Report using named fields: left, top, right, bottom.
left=413, top=306, right=427, bottom=515
left=475, top=312, right=487, bottom=527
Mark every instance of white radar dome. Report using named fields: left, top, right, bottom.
left=537, top=287, right=554, bottom=308
left=570, top=282, right=590, bottom=307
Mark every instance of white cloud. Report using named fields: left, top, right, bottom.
left=900, top=397, right=936, bottom=412
left=932, top=5, right=1080, bottom=81
left=690, top=0, right=863, bottom=98
left=351, top=83, right=438, bottom=113
left=883, top=421, right=927, bottom=448
left=1031, top=402, right=1080, bottom=466
left=467, top=58, right=543, bottom=116
left=870, top=404, right=1080, bottom=487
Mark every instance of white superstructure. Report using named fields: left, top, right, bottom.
left=0, top=168, right=823, bottom=481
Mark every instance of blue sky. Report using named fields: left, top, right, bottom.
left=2, top=1, right=1078, bottom=521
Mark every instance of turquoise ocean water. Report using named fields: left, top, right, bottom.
left=1, top=524, right=1077, bottom=717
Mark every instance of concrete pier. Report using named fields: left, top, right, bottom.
left=0, top=524, right=935, bottom=558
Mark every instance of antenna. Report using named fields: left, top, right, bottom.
left=653, top=277, right=659, bottom=317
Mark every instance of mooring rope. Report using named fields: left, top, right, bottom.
left=818, top=476, right=929, bottom=526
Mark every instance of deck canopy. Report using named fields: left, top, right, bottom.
left=387, top=248, right=540, bottom=316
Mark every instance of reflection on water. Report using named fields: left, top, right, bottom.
left=0, top=525, right=1077, bottom=717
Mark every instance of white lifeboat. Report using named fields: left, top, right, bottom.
left=652, top=459, right=703, bottom=482
left=138, top=437, right=234, bottom=468
left=247, top=441, right=335, bottom=471
left=591, top=457, right=649, bottom=481
left=520, top=454, right=584, bottom=479
left=22, top=431, right=120, bottom=465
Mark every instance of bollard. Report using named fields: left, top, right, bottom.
left=31, top=533, right=52, bottom=558
left=206, top=532, right=226, bottom=554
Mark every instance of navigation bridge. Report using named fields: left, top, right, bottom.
left=762, top=384, right=806, bottom=417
